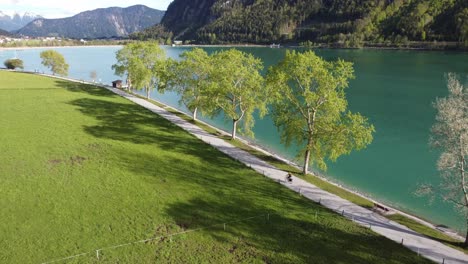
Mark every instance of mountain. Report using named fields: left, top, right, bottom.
left=16, top=5, right=165, bottom=39
left=0, top=28, right=11, bottom=37
left=136, top=0, right=467, bottom=47
left=0, top=11, right=42, bottom=31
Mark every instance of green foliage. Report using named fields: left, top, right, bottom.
left=0, top=71, right=431, bottom=264
left=167, top=48, right=216, bottom=120
left=39, top=50, right=69, bottom=76
left=4, top=58, right=24, bottom=70
left=112, top=42, right=167, bottom=98
left=456, top=8, right=468, bottom=45
left=136, top=0, right=467, bottom=48
left=300, top=40, right=319, bottom=48
left=210, top=49, right=267, bottom=139
left=267, top=50, right=374, bottom=174
left=130, top=24, right=172, bottom=42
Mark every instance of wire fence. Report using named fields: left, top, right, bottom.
left=41, top=213, right=281, bottom=264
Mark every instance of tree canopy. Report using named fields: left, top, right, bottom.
left=210, top=49, right=267, bottom=140
left=267, top=50, right=374, bottom=174
left=167, top=48, right=216, bottom=121
left=113, top=42, right=167, bottom=98
left=39, top=50, right=69, bottom=76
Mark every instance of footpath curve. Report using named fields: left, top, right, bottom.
left=105, top=87, right=468, bottom=264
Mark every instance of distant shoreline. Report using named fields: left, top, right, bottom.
left=0, top=45, right=122, bottom=51
left=0, top=43, right=465, bottom=52
left=0, top=44, right=269, bottom=50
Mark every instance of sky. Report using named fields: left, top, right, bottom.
left=0, top=0, right=173, bottom=18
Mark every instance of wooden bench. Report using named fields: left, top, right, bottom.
left=374, top=203, right=390, bottom=212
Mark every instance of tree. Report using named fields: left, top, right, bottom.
left=40, top=50, right=69, bottom=76
left=418, top=73, right=468, bottom=246
left=112, top=45, right=133, bottom=90
left=90, top=70, right=97, bottom=83
left=168, top=48, right=215, bottom=121
left=456, top=8, right=468, bottom=45
left=4, top=58, right=24, bottom=70
left=267, top=50, right=374, bottom=175
left=210, top=49, right=267, bottom=140
left=112, top=42, right=167, bottom=99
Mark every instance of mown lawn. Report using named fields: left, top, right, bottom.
left=0, top=71, right=432, bottom=263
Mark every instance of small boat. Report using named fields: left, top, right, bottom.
left=270, top=43, right=280, bottom=48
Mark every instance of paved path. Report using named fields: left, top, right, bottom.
left=107, top=87, right=468, bottom=264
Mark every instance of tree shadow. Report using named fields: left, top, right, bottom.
left=54, top=80, right=116, bottom=98
left=68, top=97, right=220, bottom=157
left=103, top=147, right=430, bottom=263
left=163, top=197, right=432, bottom=263
left=56, top=82, right=437, bottom=263
left=111, top=146, right=304, bottom=204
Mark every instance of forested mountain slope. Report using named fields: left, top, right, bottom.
left=134, top=0, right=467, bottom=47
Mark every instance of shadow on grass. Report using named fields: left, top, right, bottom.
left=112, top=146, right=303, bottom=204
left=57, top=81, right=435, bottom=263
left=55, top=80, right=116, bottom=98
left=109, top=148, right=431, bottom=263
left=163, top=197, right=432, bottom=264
left=68, top=97, right=219, bottom=158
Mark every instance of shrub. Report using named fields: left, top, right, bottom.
left=4, top=58, right=24, bottom=70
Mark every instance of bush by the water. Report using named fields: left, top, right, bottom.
left=4, top=58, right=24, bottom=70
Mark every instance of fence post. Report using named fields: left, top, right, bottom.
left=401, top=238, right=404, bottom=245
left=342, top=210, right=344, bottom=216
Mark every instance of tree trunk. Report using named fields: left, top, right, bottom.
left=302, top=135, right=314, bottom=175
left=231, top=119, right=238, bottom=140
left=464, top=223, right=468, bottom=248
left=193, top=107, right=198, bottom=121
left=146, top=87, right=150, bottom=99
left=303, top=149, right=311, bottom=175
left=126, top=75, right=131, bottom=91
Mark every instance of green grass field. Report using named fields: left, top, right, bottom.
left=0, top=71, right=432, bottom=263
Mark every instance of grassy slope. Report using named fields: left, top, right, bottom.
left=0, top=71, right=431, bottom=263
left=154, top=90, right=468, bottom=255
left=150, top=101, right=375, bottom=209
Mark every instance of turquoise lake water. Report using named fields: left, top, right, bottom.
left=2, top=46, right=467, bottom=231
